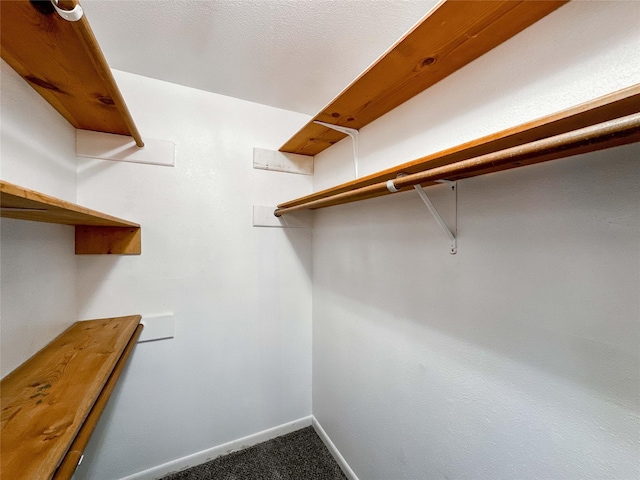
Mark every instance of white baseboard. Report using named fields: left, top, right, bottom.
left=312, top=417, right=360, bottom=480
left=120, top=416, right=313, bottom=480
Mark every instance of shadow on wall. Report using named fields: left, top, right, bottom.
left=312, top=144, right=640, bottom=412
left=74, top=255, right=128, bottom=316
left=1, top=122, right=76, bottom=177
left=74, top=159, right=143, bottom=317
left=73, top=348, right=140, bottom=480
left=283, top=211, right=314, bottom=281
left=363, top=1, right=640, bottom=165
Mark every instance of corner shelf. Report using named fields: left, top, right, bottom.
left=0, top=180, right=141, bottom=255
left=279, top=0, right=567, bottom=157
left=1, top=315, right=142, bottom=480
left=0, top=0, right=144, bottom=147
left=276, top=85, right=640, bottom=215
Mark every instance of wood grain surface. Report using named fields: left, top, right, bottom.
left=52, top=324, right=143, bottom=480
left=0, top=180, right=139, bottom=228
left=1, top=316, right=141, bottom=480
left=276, top=84, right=640, bottom=213
left=75, top=226, right=141, bottom=255
left=276, top=112, right=640, bottom=215
left=279, top=0, right=567, bottom=156
left=0, top=0, right=143, bottom=146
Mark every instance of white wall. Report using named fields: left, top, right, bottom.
left=73, top=71, right=313, bottom=479
left=312, top=2, right=640, bottom=479
left=1, top=58, right=313, bottom=477
left=0, top=60, right=78, bottom=377
left=2, top=2, right=638, bottom=479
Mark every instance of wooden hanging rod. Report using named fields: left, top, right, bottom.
left=278, top=85, right=640, bottom=211
left=275, top=112, right=640, bottom=216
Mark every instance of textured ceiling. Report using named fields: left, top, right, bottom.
left=81, top=0, right=436, bottom=115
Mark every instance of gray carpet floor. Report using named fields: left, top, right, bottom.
left=160, top=426, right=348, bottom=480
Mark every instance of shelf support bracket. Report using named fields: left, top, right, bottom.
left=413, top=182, right=457, bottom=255
left=51, top=0, right=84, bottom=21
left=314, top=121, right=360, bottom=178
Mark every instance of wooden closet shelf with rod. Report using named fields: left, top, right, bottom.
left=1, top=315, right=143, bottom=480
left=275, top=85, right=640, bottom=216
left=0, top=180, right=141, bottom=254
left=0, top=0, right=144, bottom=147
left=279, top=0, right=568, bottom=157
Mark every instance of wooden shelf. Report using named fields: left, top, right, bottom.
left=276, top=85, right=640, bottom=215
left=0, top=0, right=143, bottom=147
left=1, top=315, right=142, bottom=480
left=279, top=0, right=567, bottom=157
left=1, top=180, right=141, bottom=255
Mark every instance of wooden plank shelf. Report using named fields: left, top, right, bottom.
left=279, top=0, right=567, bottom=157
left=275, top=85, right=640, bottom=216
left=0, top=0, right=144, bottom=147
left=0, top=180, right=141, bottom=255
left=1, top=315, right=143, bottom=480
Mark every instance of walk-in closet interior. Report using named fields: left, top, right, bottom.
left=1, top=1, right=638, bottom=479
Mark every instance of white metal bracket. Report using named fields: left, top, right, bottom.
left=414, top=181, right=457, bottom=255
left=51, top=0, right=84, bottom=21
left=314, top=121, right=359, bottom=178
left=74, top=454, right=84, bottom=475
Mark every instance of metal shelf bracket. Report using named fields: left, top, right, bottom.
left=314, top=121, right=360, bottom=178
left=51, top=0, right=84, bottom=21
left=414, top=181, right=457, bottom=254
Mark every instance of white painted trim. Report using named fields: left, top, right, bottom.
left=76, top=130, right=175, bottom=167
left=138, top=314, right=175, bottom=343
left=253, top=148, right=314, bottom=175
left=312, top=417, right=360, bottom=480
left=119, top=416, right=313, bottom=480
